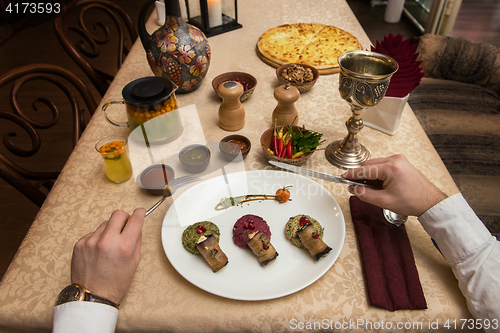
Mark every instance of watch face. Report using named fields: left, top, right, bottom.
left=56, top=284, right=83, bottom=305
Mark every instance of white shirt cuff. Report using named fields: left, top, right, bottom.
left=418, top=193, right=493, bottom=263
left=53, top=301, right=118, bottom=333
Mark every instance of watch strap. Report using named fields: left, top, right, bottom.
left=86, top=292, right=120, bottom=309
left=57, top=284, right=119, bottom=309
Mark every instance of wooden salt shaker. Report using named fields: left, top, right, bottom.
left=272, top=83, right=300, bottom=126
left=218, top=81, right=245, bottom=131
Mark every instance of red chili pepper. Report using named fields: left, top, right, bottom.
left=286, top=139, right=293, bottom=159
left=278, top=138, right=285, bottom=158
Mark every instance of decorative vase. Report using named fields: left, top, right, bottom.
left=139, top=0, right=211, bottom=93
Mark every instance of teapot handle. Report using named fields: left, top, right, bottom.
left=102, top=100, right=128, bottom=128
left=138, top=0, right=156, bottom=51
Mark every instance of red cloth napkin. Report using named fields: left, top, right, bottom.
left=371, top=33, right=424, bottom=98
left=349, top=196, right=427, bottom=311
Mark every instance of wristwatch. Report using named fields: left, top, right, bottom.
left=56, top=283, right=119, bottom=309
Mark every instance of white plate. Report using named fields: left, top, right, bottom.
left=161, top=170, right=345, bottom=301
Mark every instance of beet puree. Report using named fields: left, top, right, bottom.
left=233, top=214, right=271, bottom=249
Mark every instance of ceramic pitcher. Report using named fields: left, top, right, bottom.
left=138, top=0, right=211, bottom=94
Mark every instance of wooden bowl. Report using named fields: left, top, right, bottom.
left=260, top=126, right=315, bottom=166
left=212, top=72, right=257, bottom=102
left=276, top=63, right=319, bottom=93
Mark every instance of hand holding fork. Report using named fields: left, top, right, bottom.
left=145, top=175, right=202, bottom=216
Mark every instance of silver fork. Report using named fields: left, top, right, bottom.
left=145, top=175, right=202, bottom=216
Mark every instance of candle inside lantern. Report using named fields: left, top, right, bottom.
left=207, top=0, right=223, bottom=27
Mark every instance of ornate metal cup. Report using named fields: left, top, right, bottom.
left=325, top=51, right=398, bottom=169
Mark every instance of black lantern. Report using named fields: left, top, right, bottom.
left=185, top=0, right=242, bottom=37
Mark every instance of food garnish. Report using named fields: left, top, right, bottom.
left=196, top=224, right=207, bottom=234
left=214, top=187, right=292, bottom=211
left=276, top=186, right=292, bottom=203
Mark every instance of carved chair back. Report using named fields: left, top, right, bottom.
left=0, top=64, right=97, bottom=207
left=54, top=0, right=138, bottom=96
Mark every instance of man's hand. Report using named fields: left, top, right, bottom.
left=71, top=208, right=146, bottom=305
left=342, top=154, right=447, bottom=216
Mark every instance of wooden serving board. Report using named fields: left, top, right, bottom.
left=256, top=47, right=340, bottom=75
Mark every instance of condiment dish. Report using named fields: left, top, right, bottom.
left=179, top=144, right=211, bottom=173
left=219, top=135, right=251, bottom=161
left=140, top=164, right=175, bottom=196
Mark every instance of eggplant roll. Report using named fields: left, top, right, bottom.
left=297, top=222, right=332, bottom=261
left=247, top=231, right=279, bottom=266
left=196, top=235, right=229, bottom=272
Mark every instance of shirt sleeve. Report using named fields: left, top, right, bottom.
left=53, top=301, right=118, bottom=333
left=418, top=193, right=500, bottom=328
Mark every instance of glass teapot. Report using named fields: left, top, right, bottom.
left=103, top=76, right=183, bottom=144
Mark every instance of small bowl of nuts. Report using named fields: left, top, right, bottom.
left=212, top=72, right=257, bottom=102
left=276, top=63, right=319, bottom=93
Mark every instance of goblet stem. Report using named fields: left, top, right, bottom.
left=325, top=105, right=371, bottom=168
left=342, top=105, right=366, bottom=152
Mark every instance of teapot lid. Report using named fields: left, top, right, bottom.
left=122, top=77, right=177, bottom=105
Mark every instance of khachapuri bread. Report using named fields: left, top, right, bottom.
left=257, top=23, right=361, bottom=69
left=233, top=214, right=271, bottom=249
left=285, top=214, right=325, bottom=249
left=182, top=221, right=220, bottom=254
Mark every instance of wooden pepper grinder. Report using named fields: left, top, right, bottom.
left=218, top=81, right=245, bottom=131
left=272, top=83, right=300, bottom=126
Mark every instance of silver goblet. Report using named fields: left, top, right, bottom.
left=325, top=51, right=398, bottom=169
left=326, top=51, right=406, bottom=225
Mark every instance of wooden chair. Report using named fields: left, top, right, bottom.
left=0, top=64, right=97, bottom=207
left=54, top=0, right=138, bottom=96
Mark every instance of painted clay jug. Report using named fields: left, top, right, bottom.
left=139, top=0, right=211, bottom=93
